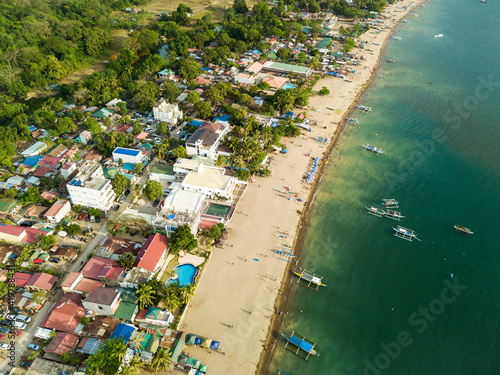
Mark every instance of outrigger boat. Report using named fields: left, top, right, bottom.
left=434, top=34, right=443, bottom=38
left=386, top=59, right=396, bottom=63
left=347, top=118, right=359, bottom=124
left=363, top=144, right=383, bottom=155
left=453, top=225, right=474, bottom=235
left=382, top=198, right=399, bottom=208
left=385, top=210, right=404, bottom=221
left=281, top=331, right=320, bottom=360
left=356, top=105, right=372, bottom=112
left=366, top=206, right=386, bottom=217
left=293, top=268, right=326, bottom=290
left=393, top=226, right=420, bottom=241
left=391, top=36, right=402, bottom=40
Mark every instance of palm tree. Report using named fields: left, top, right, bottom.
left=107, top=338, right=128, bottom=363
left=135, top=283, right=156, bottom=310
left=181, top=284, right=196, bottom=304
left=151, top=348, right=172, bottom=372
left=120, top=355, right=142, bottom=375
left=156, top=143, right=168, bottom=160
left=215, top=154, right=226, bottom=168
left=130, top=332, right=146, bottom=354
left=162, top=285, right=182, bottom=312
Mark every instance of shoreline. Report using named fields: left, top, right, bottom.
left=255, top=1, right=424, bottom=373
left=177, top=1, right=424, bottom=374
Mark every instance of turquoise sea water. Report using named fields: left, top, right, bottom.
left=269, top=0, right=500, bottom=374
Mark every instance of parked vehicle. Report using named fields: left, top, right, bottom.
left=5, top=314, right=16, bottom=321
left=0, top=327, right=9, bottom=333
left=27, top=343, right=40, bottom=351
left=124, top=189, right=130, bottom=196
left=96, top=217, right=100, bottom=223
left=12, top=321, right=27, bottom=330
left=90, top=216, right=95, bottom=223
left=78, top=215, right=84, bottom=220
left=152, top=199, right=160, bottom=207
left=50, top=258, right=60, bottom=263
left=119, top=196, right=126, bottom=203
left=15, top=314, right=31, bottom=323
left=85, top=215, right=90, bottom=221
left=0, top=343, right=11, bottom=350
left=20, top=362, right=30, bottom=368
left=114, top=205, right=120, bottom=211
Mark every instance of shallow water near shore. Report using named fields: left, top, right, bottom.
left=269, top=0, right=500, bottom=374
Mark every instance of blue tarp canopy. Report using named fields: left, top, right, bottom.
left=22, top=155, right=44, bottom=167
left=194, top=337, right=202, bottom=345
left=251, top=49, right=261, bottom=55
left=110, top=323, right=135, bottom=343
left=189, top=120, right=204, bottom=127
left=209, top=340, right=220, bottom=350
left=290, top=334, right=313, bottom=353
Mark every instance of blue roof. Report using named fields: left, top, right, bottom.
left=114, top=147, right=140, bottom=156
left=110, top=323, right=135, bottom=343
left=29, top=126, right=37, bottom=132
left=251, top=49, right=261, bottom=55
left=158, top=69, right=173, bottom=76
left=22, top=155, right=44, bottom=167
left=189, top=120, right=204, bottom=127
left=201, top=67, right=211, bottom=72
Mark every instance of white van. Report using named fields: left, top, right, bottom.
left=12, top=321, right=27, bottom=330
left=15, top=314, right=31, bottom=323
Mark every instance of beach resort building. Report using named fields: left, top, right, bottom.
left=112, top=147, right=144, bottom=164
left=261, top=61, right=312, bottom=77
left=152, top=99, right=183, bottom=125
left=181, top=165, right=236, bottom=200
left=134, top=233, right=168, bottom=275
left=185, top=122, right=229, bottom=159
left=66, top=162, right=116, bottom=211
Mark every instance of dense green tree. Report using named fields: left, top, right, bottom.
left=162, top=81, right=181, bottom=103
left=157, top=122, right=169, bottom=135
left=86, top=338, right=128, bottom=375
left=117, top=252, right=135, bottom=269
left=66, top=224, right=81, bottom=236
left=133, top=82, right=159, bottom=111
left=171, top=146, right=188, bottom=159
left=143, top=180, right=162, bottom=201
left=150, top=348, right=172, bottom=372
left=168, top=224, right=198, bottom=254
left=194, top=101, right=213, bottom=119
left=83, top=118, right=103, bottom=135
left=319, top=86, right=330, bottom=96
left=112, top=173, right=131, bottom=195
left=233, top=0, right=249, bottom=14
left=176, top=58, right=202, bottom=81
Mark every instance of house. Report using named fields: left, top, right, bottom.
left=47, top=144, right=68, bottom=158
left=25, top=176, right=41, bottom=186
left=109, top=323, right=135, bottom=343
left=51, top=246, right=78, bottom=261
left=262, top=75, right=288, bottom=90
left=33, top=166, right=51, bottom=178
left=246, top=61, right=264, bottom=74
left=152, top=99, right=183, bottom=125
left=112, top=147, right=144, bottom=164
left=78, top=130, right=92, bottom=145
left=81, top=316, right=119, bottom=340
left=82, top=287, right=121, bottom=316
left=61, top=272, right=104, bottom=294
left=24, top=205, right=48, bottom=219
left=80, top=256, right=124, bottom=282
left=135, top=307, right=174, bottom=327
left=0, top=245, right=21, bottom=263
left=234, top=72, right=255, bottom=85
left=44, top=199, right=71, bottom=223
left=21, top=142, right=47, bottom=157
left=96, top=236, right=143, bottom=261
left=40, top=293, right=87, bottom=334
left=261, top=60, right=312, bottom=77
left=0, top=224, right=47, bottom=244
left=158, top=69, right=174, bottom=81
left=44, top=332, right=79, bottom=355
left=134, top=233, right=168, bottom=274
left=66, top=162, right=116, bottom=211
left=91, top=108, right=114, bottom=119
left=106, top=98, right=126, bottom=109
left=37, top=156, right=63, bottom=170
left=185, top=121, right=229, bottom=159
left=13, top=272, right=32, bottom=288
left=25, top=272, right=58, bottom=292
left=77, top=337, right=104, bottom=356
left=60, top=162, right=77, bottom=179
left=181, top=165, right=236, bottom=199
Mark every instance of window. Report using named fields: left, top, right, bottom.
left=98, top=306, right=103, bottom=310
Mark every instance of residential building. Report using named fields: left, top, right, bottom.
left=112, top=147, right=144, bottom=164
left=134, top=233, right=168, bottom=274
left=106, top=98, right=126, bottom=109
left=60, top=162, right=77, bottom=179
left=80, top=256, right=124, bottom=282
left=78, top=130, right=92, bottom=145
left=82, top=287, right=121, bottom=316
left=262, top=75, right=288, bottom=90
left=25, top=272, right=58, bottom=292
left=0, top=224, right=47, bottom=244
left=157, top=69, right=174, bottom=81
left=40, top=293, right=87, bottom=335
left=181, top=165, right=236, bottom=199
left=234, top=72, right=255, bottom=85
left=96, top=236, right=143, bottom=261
left=185, top=122, right=229, bottom=159
left=21, top=141, right=47, bottom=157
left=66, top=162, right=116, bottom=211
left=44, top=332, right=79, bottom=355
left=135, top=307, right=174, bottom=327
left=44, top=199, right=71, bottom=223
left=246, top=61, right=264, bottom=74
left=152, top=99, right=182, bottom=125
left=261, top=61, right=312, bottom=77
left=61, top=272, right=104, bottom=294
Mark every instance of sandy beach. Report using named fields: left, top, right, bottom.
left=178, top=1, right=423, bottom=373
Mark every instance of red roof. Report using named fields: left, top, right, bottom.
left=81, top=257, right=123, bottom=280
left=44, top=200, right=69, bottom=218
left=33, top=166, right=51, bottom=177
left=0, top=224, right=46, bottom=243
left=37, top=156, right=62, bottom=169
left=0, top=224, right=25, bottom=237
left=13, top=272, right=32, bottom=287
left=41, top=191, right=58, bottom=200
left=134, top=234, right=168, bottom=273
left=41, top=294, right=86, bottom=334
left=23, top=227, right=47, bottom=244
left=45, top=332, right=79, bottom=355
left=26, top=272, right=58, bottom=291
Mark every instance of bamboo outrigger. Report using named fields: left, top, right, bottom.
left=453, top=225, right=474, bottom=235
left=281, top=331, right=320, bottom=360
left=293, top=268, right=326, bottom=290
left=382, top=198, right=399, bottom=208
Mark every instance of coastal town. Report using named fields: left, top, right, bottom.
left=0, top=0, right=420, bottom=374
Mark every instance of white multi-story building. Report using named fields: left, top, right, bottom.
left=112, top=147, right=144, bottom=164
left=153, top=98, right=182, bottom=125
left=185, top=121, right=229, bottom=160
left=67, top=162, right=116, bottom=211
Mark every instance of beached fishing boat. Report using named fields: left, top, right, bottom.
left=385, top=210, right=404, bottom=221
left=453, top=225, right=474, bottom=235
left=281, top=331, right=320, bottom=360
left=391, top=36, right=402, bottom=40
left=366, top=206, right=386, bottom=217
left=363, top=144, right=383, bottom=154
left=386, top=59, right=396, bottom=63
left=434, top=34, right=444, bottom=38
left=393, top=226, right=419, bottom=241
left=382, top=198, right=399, bottom=208
left=293, top=268, right=326, bottom=290
left=315, top=135, right=329, bottom=143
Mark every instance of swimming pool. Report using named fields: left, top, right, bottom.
left=206, top=203, right=231, bottom=217
left=283, top=83, right=296, bottom=90
left=123, top=163, right=135, bottom=171
left=168, top=264, right=198, bottom=286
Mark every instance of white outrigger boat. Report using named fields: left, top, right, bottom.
left=385, top=210, right=404, bottom=221
left=366, top=206, right=386, bottom=217
left=356, top=105, right=372, bottom=112
left=363, top=144, right=383, bottom=155
left=453, top=225, right=474, bottom=235
left=393, top=226, right=419, bottom=241
left=382, top=198, right=399, bottom=208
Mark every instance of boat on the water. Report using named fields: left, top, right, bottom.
left=434, top=34, right=444, bottom=38
left=382, top=198, right=399, bottom=208
left=281, top=331, right=320, bottom=360
left=453, top=225, right=474, bottom=235
left=356, top=105, right=372, bottom=112
left=347, top=117, right=359, bottom=124
left=386, top=59, right=396, bottom=63
left=363, top=144, right=383, bottom=154
left=393, top=226, right=419, bottom=241
left=366, top=206, right=386, bottom=217
left=391, top=36, right=402, bottom=40
left=293, top=268, right=326, bottom=290
left=385, top=210, right=404, bottom=221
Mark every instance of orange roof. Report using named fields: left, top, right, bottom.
left=262, top=76, right=288, bottom=89
left=44, top=200, right=69, bottom=218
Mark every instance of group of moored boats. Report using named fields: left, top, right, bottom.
left=366, top=199, right=474, bottom=241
